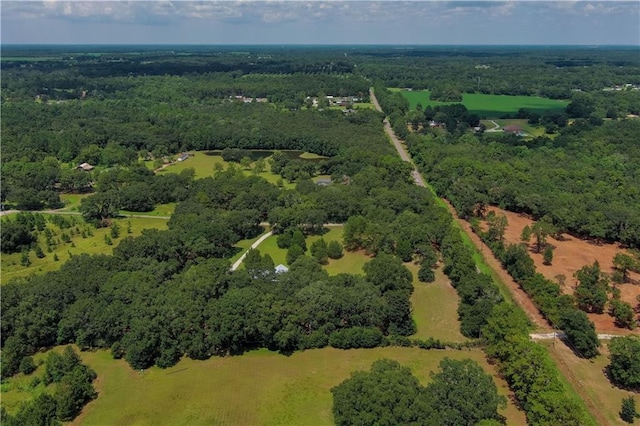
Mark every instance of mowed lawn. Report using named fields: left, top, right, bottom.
left=0, top=216, right=168, bottom=283
left=397, top=89, right=568, bottom=118
left=406, top=263, right=467, bottom=342
left=250, top=225, right=372, bottom=276
left=54, top=346, right=525, bottom=425
left=159, top=151, right=296, bottom=188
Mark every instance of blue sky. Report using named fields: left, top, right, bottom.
left=2, top=1, right=639, bottom=45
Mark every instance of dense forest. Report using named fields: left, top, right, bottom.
left=405, top=119, right=640, bottom=247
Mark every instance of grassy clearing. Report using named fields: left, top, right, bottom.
left=398, top=90, right=568, bottom=118
left=541, top=341, right=629, bottom=426
left=59, top=193, right=92, bottom=211
left=251, top=226, right=372, bottom=275
left=159, top=151, right=295, bottom=189
left=406, top=263, right=467, bottom=342
left=229, top=226, right=271, bottom=264
left=480, top=119, right=551, bottom=139
left=38, top=346, right=524, bottom=425
left=120, top=202, right=176, bottom=218
left=1, top=216, right=168, bottom=283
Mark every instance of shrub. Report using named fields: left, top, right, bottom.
left=327, top=240, right=344, bottom=259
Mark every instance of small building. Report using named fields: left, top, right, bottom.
left=503, top=125, right=524, bottom=136
left=315, top=178, right=332, bottom=186
left=275, top=264, right=289, bottom=274
left=77, top=162, right=94, bottom=171
left=177, top=153, right=190, bottom=162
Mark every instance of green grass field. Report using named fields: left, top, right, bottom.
left=1, top=345, right=526, bottom=425
left=59, top=193, right=92, bottom=211
left=1, top=216, right=168, bottom=283
left=159, top=152, right=296, bottom=189
left=541, top=341, right=630, bottom=426
left=406, top=263, right=467, bottom=342
left=397, top=90, right=568, bottom=118
left=249, top=226, right=372, bottom=275
left=120, top=202, right=176, bottom=218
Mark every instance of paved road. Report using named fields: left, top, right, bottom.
left=485, top=120, right=501, bottom=132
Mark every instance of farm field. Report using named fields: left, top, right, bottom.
left=396, top=89, right=569, bottom=118
left=0, top=216, right=168, bottom=283
left=484, top=206, right=640, bottom=334
left=406, top=263, right=467, bottom=342
left=0, top=346, right=526, bottom=425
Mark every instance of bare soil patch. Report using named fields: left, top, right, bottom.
left=486, top=206, right=640, bottom=334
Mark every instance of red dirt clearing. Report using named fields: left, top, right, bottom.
left=486, top=206, right=640, bottom=334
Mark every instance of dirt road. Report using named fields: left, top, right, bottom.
left=370, top=87, right=613, bottom=424
left=370, top=87, right=551, bottom=330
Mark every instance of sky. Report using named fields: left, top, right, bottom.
left=1, top=1, right=639, bottom=46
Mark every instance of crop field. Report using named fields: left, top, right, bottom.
left=406, top=263, right=467, bottom=342
left=396, top=90, right=568, bottom=118
left=0, top=345, right=526, bottom=425
left=0, top=216, right=168, bottom=283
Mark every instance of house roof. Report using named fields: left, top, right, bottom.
left=315, top=178, right=332, bottom=186
left=78, top=162, right=94, bottom=171
left=275, top=264, right=289, bottom=273
left=503, top=125, right=523, bottom=132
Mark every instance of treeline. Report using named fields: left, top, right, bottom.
left=356, top=46, right=640, bottom=98
left=332, top=358, right=506, bottom=425
left=482, top=304, right=594, bottom=425
left=1, top=347, right=96, bottom=425
left=406, top=119, right=640, bottom=247
left=477, top=217, right=600, bottom=358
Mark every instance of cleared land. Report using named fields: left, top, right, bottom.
left=485, top=206, right=640, bottom=334
left=406, top=263, right=467, bottom=342
left=0, top=346, right=525, bottom=425
left=243, top=226, right=372, bottom=276
left=0, top=216, right=168, bottom=282
left=396, top=89, right=568, bottom=118
left=479, top=118, right=549, bottom=138
left=159, top=151, right=317, bottom=188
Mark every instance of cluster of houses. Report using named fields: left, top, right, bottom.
left=602, top=84, right=640, bottom=92
left=307, top=95, right=361, bottom=108
left=228, top=95, right=269, bottom=103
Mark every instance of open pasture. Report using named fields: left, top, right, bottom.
left=44, top=346, right=525, bottom=425
left=0, top=216, right=168, bottom=283
left=398, top=90, right=568, bottom=118
left=406, top=263, right=467, bottom=342
left=158, top=151, right=301, bottom=188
